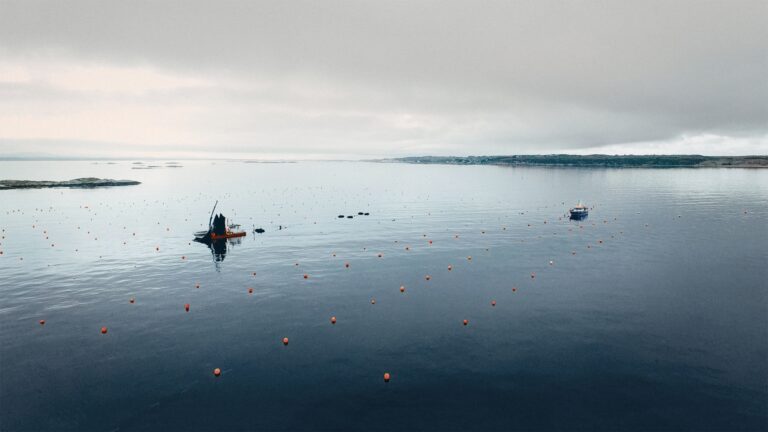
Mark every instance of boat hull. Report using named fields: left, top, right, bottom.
left=569, top=210, right=588, bottom=220
left=210, top=231, right=246, bottom=240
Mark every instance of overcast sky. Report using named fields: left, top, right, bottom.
left=1, top=0, right=766, bottom=159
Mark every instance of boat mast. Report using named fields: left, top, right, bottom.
left=208, top=200, right=218, bottom=231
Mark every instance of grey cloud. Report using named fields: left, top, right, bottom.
left=0, top=0, right=766, bottom=156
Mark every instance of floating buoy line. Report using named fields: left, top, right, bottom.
left=16, top=199, right=624, bottom=384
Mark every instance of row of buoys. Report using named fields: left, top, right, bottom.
left=20, top=201, right=620, bottom=389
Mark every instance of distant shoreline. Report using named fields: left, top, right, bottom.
left=0, top=178, right=141, bottom=190
left=375, top=155, right=768, bottom=168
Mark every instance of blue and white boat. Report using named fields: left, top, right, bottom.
left=569, top=202, right=589, bottom=220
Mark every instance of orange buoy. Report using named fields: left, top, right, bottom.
left=512, top=287, right=517, bottom=292
left=383, top=372, right=391, bottom=382
left=463, top=319, right=468, bottom=326
left=447, top=265, right=453, bottom=271
left=491, top=300, right=496, bottom=307
left=425, top=275, right=431, bottom=281
left=101, top=326, right=108, bottom=334
left=213, top=368, right=221, bottom=377
left=248, top=288, right=253, bottom=294
left=428, top=240, right=433, bottom=244
left=39, top=319, right=45, bottom=326
left=283, top=337, right=289, bottom=345
left=400, top=285, right=405, bottom=293
left=303, top=274, right=309, bottom=279
left=185, top=303, right=190, bottom=312
left=330, top=316, right=336, bottom=324
left=129, top=297, right=135, bottom=304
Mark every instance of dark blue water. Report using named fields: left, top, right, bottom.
left=1, top=161, right=766, bottom=431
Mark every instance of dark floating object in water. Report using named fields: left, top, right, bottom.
left=0, top=178, right=140, bottom=190
left=364, top=212, right=370, bottom=216
left=339, top=212, right=369, bottom=219
left=254, top=228, right=265, bottom=234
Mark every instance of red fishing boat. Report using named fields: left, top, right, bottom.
left=194, top=201, right=246, bottom=241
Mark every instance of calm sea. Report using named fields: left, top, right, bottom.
left=1, top=161, right=766, bottom=431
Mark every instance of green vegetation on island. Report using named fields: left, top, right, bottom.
left=380, top=155, right=768, bottom=168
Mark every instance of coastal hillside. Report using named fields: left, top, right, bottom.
left=383, top=155, right=768, bottom=168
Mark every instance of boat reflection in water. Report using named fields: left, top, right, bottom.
left=194, top=236, right=242, bottom=267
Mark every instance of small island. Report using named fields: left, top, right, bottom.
left=379, top=155, right=768, bottom=168
left=0, top=177, right=141, bottom=190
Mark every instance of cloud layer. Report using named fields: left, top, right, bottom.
left=1, top=0, right=766, bottom=158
